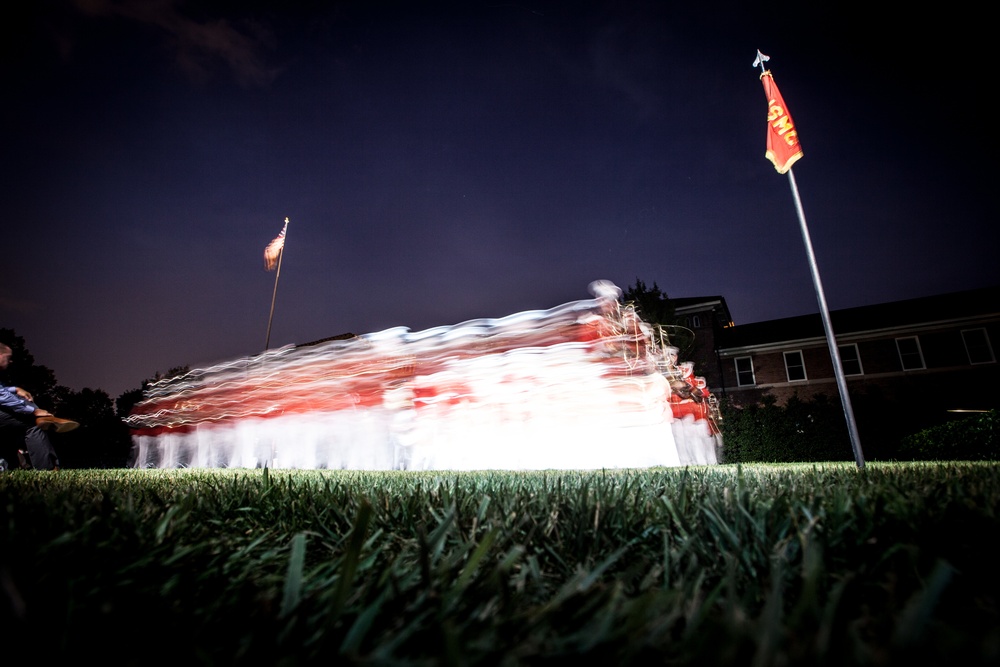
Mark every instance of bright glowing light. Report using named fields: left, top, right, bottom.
left=126, top=281, right=722, bottom=470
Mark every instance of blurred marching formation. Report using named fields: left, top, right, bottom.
left=126, top=281, right=722, bottom=470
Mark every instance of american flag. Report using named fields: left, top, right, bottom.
left=264, top=218, right=288, bottom=271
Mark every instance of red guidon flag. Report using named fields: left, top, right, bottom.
left=264, top=218, right=288, bottom=271
left=760, top=70, right=803, bottom=174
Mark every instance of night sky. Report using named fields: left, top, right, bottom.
left=2, top=0, right=995, bottom=400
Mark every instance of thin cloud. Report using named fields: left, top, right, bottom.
left=74, top=0, right=281, bottom=87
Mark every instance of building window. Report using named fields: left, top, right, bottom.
left=962, top=328, right=995, bottom=364
left=782, top=350, right=807, bottom=381
left=839, top=344, right=863, bottom=376
left=685, top=315, right=702, bottom=329
left=735, top=356, right=755, bottom=386
left=896, top=336, right=925, bottom=370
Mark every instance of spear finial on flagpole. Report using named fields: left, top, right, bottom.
left=752, top=49, right=770, bottom=74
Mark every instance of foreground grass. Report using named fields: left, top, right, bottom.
left=2, top=462, right=998, bottom=665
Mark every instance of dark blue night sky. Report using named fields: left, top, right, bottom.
left=2, top=0, right=995, bottom=398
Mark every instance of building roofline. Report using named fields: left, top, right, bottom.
left=717, top=286, right=1000, bottom=351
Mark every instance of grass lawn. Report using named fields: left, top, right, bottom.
left=2, top=461, right=998, bottom=665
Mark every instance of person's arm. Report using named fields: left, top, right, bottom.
left=0, top=385, right=44, bottom=416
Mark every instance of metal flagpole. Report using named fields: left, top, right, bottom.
left=785, top=170, right=865, bottom=469
left=754, top=50, right=865, bottom=469
left=265, top=217, right=288, bottom=351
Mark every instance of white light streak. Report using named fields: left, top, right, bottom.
left=127, top=281, right=721, bottom=470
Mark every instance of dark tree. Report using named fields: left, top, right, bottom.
left=55, top=386, right=133, bottom=468
left=116, top=387, right=146, bottom=421
left=621, top=279, right=675, bottom=326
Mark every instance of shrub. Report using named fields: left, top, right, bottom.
left=719, top=393, right=853, bottom=463
left=898, top=409, right=998, bottom=461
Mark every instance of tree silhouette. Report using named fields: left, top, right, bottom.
left=621, top=279, right=674, bottom=325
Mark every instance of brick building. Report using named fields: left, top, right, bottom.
left=668, top=296, right=734, bottom=391
left=671, top=286, right=1000, bottom=455
left=712, top=285, right=998, bottom=405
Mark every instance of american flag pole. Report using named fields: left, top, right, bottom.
left=264, top=217, right=289, bottom=351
